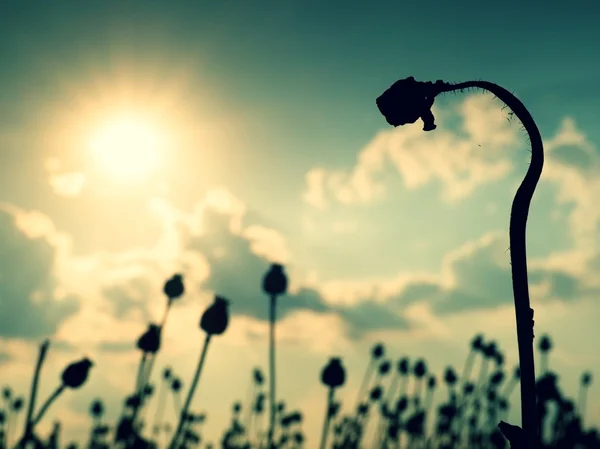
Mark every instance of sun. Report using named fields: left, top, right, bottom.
left=88, top=115, right=164, bottom=181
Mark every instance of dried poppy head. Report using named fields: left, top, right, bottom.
left=376, top=76, right=441, bottom=131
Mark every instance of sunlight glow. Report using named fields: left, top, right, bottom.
left=89, top=116, right=164, bottom=181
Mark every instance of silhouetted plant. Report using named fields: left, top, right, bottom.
left=377, top=76, right=544, bottom=448
left=261, top=263, right=288, bottom=449
left=169, top=294, right=230, bottom=449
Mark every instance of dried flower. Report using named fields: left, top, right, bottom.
left=376, top=76, right=440, bottom=131
left=136, top=324, right=162, bottom=354
left=427, top=375, right=437, bottom=390
left=253, top=368, right=264, bottom=385
left=164, top=274, right=185, bottom=300
left=200, top=295, right=230, bottom=336
left=538, top=335, right=552, bottom=353
left=581, top=372, right=593, bottom=387
left=90, top=399, right=104, bottom=419
left=413, top=359, right=427, bottom=378
left=444, top=367, right=457, bottom=386
left=62, top=358, right=93, bottom=389
left=262, top=264, right=288, bottom=297
left=378, top=360, right=391, bottom=376
left=371, top=343, right=385, bottom=360
left=321, top=357, right=346, bottom=389
left=397, top=358, right=409, bottom=375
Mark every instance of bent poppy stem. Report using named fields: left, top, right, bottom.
left=378, top=78, right=544, bottom=448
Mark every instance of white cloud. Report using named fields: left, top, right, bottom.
left=302, top=93, right=522, bottom=208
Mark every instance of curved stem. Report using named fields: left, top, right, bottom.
left=168, top=334, right=212, bottom=449
left=267, top=294, right=277, bottom=449
left=435, top=80, right=543, bottom=447
left=32, top=385, right=66, bottom=427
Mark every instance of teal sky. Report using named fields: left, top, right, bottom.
left=1, top=0, right=599, bottom=447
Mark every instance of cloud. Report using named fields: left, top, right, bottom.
left=0, top=204, right=79, bottom=339
left=542, top=117, right=600, bottom=249
left=49, top=172, right=87, bottom=197
left=303, top=93, right=522, bottom=208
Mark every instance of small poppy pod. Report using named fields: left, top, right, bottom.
left=262, top=264, right=288, bottom=297
left=371, top=343, right=385, bottom=360
left=171, top=378, right=182, bottom=392
left=253, top=368, right=264, bottom=385
left=376, top=76, right=440, bottom=131
left=444, top=367, right=457, bottom=386
left=163, top=274, right=185, bottom=300
left=62, top=357, right=93, bottom=389
left=581, top=372, right=593, bottom=387
left=369, top=386, right=383, bottom=401
left=397, top=358, right=409, bottom=375
left=320, top=357, right=346, bottom=389
left=136, top=324, right=161, bottom=354
left=483, top=342, right=498, bottom=359
left=413, top=359, right=427, bottom=378
left=538, top=335, right=552, bottom=353
left=490, top=371, right=505, bottom=386
left=378, top=360, right=391, bottom=376
left=427, top=375, right=436, bottom=390
left=90, top=399, right=104, bottom=418
left=200, top=295, right=230, bottom=336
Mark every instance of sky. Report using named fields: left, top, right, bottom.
left=1, top=0, right=600, bottom=447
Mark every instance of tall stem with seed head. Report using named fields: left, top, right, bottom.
left=377, top=78, right=544, bottom=448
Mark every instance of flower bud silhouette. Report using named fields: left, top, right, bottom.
left=371, top=343, right=385, bottom=360
left=253, top=368, right=265, bottom=386
left=397, top=358, right=409, bottom=375
left=163, top=273, right=185, bottom=300
left=321, top=358, right=346, bottom=389
left=200, top=295, right=230, bottom=335
left=136, top=324, right=161, bottom=354
left=262, top=263, right=288, bottom=296
left=376, top=76, right=439, bottom=130
left=62, top=358, right=93, bottom=389
left=378, top=360, right=391, bottom=376
left=90, top=399, right=104, bottom=419
left=444, top=367, right=457, bottom=386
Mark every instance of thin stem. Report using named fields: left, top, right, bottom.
left=32, top=385, right=66, bottom=427
left=152, top=378, right=168, bottom=438
left=168, top=334, right=212, bottom=449
left=436, top=80, right=543, bottom=448
left=20, top=339, right=50, bottom=447
left=319, top=388, right=335, bottom=449
left=267, top=294, right=277, bottom=449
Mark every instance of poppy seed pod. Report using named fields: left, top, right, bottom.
left=136, top=324, right=162, bottom=354
left=253, top=368, right=264, bottom=386
left=444, top=367, right=457, bottom=386
left=200, top=295, right=230, bottom=336
left=164, top=274, right=185, bottom=300
left=376, top=76, right=441, bottom=131
left=320, top=357, right=346, bottom=389
left=397, top=358, right=409, bottom=375
left=262, top=264, right=288, bottom=297
left=62, top=357, right=93, bottom=389
left=538, top=335, right=552, bottom=353
left=581, top=372, right=593, bottom=387
left=371, top=343, right=385, bottom=360
left=413, top=359, right=427, bottom=378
